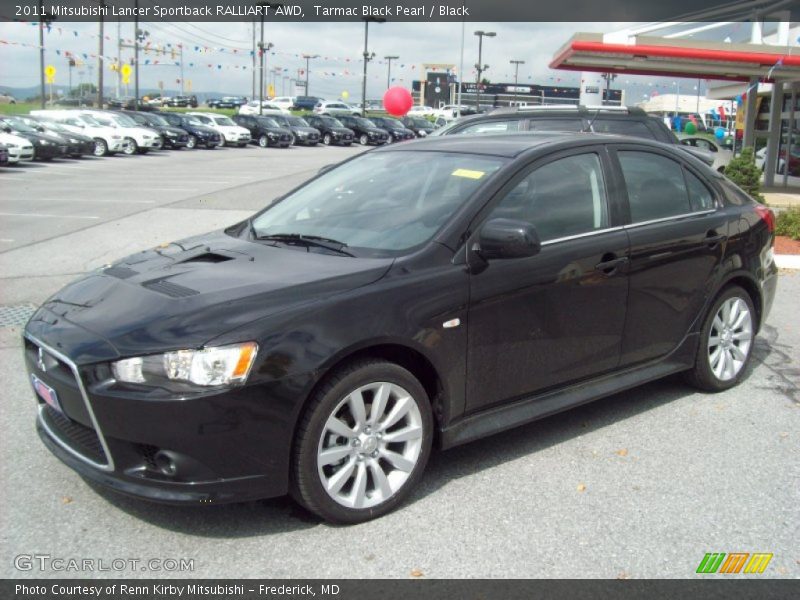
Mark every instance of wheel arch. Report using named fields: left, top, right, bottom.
left=711, top=270, right=764, bottom=333
left=290, top=340, right=447, bottom=447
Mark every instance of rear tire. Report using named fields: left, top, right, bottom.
left=684, top=285, right=756, bottom=392
left=291, top=359, right=433, bottom=524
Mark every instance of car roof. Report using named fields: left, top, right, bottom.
left=371, top=131, right=675, bottom=159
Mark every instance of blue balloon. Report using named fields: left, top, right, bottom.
left=735, top=94, right=743, bottom=104
left=715, top=127, right=725, bottom=140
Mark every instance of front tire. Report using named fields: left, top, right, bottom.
left=123, top=138, right=137, bottom=155
left=258, top=135, right=268, bottom=148
left=93, top=138, right=108, bottom=157
left=186, top=135, right=197, bottom=149
left=359, top=134, right=369, bottom=145
left=291, top=359, right=433, bottom=524
left=685, top=285, right=755, bottom=392
left=322, top=133, right=332, bottom=146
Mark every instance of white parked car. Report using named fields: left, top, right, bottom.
left=432, top=104, right=469, bottom=120
left=313, top=100, right=360, bottom=116
left=238, top=101, right=290, bottom=116
left=77, top=110, right=162, bottom=155
left=30, top=109, right=128, bottom=156
left=187, top=112, right=252, bottom=147
left=755, top=146, right=788, bottom=175
left=0, top=131, right=34, bottom=162
left=408, top=105, right=435, bottom=116
left=679, top=136, right=732, bottom=173
left=270, top=96, right=296, bottom=111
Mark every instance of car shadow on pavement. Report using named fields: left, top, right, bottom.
left=86, top=329, right=789, bottom=535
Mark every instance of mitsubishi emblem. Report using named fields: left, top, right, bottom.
left=37, top=347, right=47, bottom=372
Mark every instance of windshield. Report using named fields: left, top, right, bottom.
left=213, top=116, right=236, bottom=126
left=351, top=117, right=374, bottom=128
left=251, top=151, right=506, bottom=257
left=77, top=115, right=102, bottom=126
left=184, top=117, right=204, bottom=126
left=192, top=115, right=213, bottom=124
left=146, top=114, right=169, bottom=126
left=112, top=114, right=138, bottom=128
left=256, top=117, right=280, bottom=128
left=319, top=116, right=344, bottom=127
left=3, top=118, right=37, bottom=133
left=287, top=117, right=309, bottom=127
left=406, top=118, right=430, bottom=128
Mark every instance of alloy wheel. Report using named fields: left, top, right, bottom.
left=707, top=296, right=753, bottom=381
left=317, top=382, right=423, bottom=509
left=323, top=133, right=332, bottom=146
left=123, top=138, right=137, bottom=155
left=93, top=139, right=107, bottom=157
left=359, top=134, right=368, bottom=145
left=186, top=135, right=197, bottom=149
left=259, top=135, right=268, bottom=148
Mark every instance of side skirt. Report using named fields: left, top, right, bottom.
left=440, top=333, right=699, bottom=450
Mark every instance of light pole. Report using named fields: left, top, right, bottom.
left=257, top=2, right=282, bottom=115
left=38, top=1, right=55, bottom=109
left=510, top=59, right=524, bottom=106
left=361, top=17, right=386, bottom=117
left=302, top=54, right=319, bottom=97
left=384, top=55, right=398, bottom=89
left=133, top=8, right=148, bottom=111
left=601, top=72, right=617, bottom=106
left=97, top=1, right=105, bottom=108
left=474, top=30, right=495, bottom=111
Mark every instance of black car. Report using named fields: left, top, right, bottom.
left=23, top=133, right=776, bottom=525
left=208, top=96, right=247, bottom=109
left=120, top=111, right=189, bottom=149
left=337, top=115, right=389, bottom=146
left=156, top=112, right=221, bottom=149
left=368, top=116, right=416, bottom=143
left=21, top=116, right=95, bottom=157
left=304, top=115, right=354, bottom=146
left=401, top=116, right=436, bottom=138
left=165, top=96, right=195, bottom=108
left=231, top=115, right=292, bottom=148
left=293, top=96, right=323, bottom=111
left=269, top=115, right=321, bottom=146
left=0, top=117, right=67, bottom=160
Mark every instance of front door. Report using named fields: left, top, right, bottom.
left=466, top=148, right=629, bottom=414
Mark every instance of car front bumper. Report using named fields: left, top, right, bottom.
left=24, top=327, right=307, bottom=505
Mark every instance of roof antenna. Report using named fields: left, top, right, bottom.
left=583, top=108, right=600, bottom=133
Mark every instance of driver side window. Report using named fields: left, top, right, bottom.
left=488, top=153, right=609, bottom=242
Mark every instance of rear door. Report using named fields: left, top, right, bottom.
left=609, top=145, right=728, bottom=366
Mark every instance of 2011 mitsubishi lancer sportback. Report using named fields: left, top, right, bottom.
left=24, top=133, right=777, bottom=524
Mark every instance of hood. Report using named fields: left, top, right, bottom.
left=332, top=127, right=354, bottom=135
left=160, top=126, right=188, bottom=136
left=0, top=133, right=33, bottom=147
left=292, top=126, right=320, bottom=135
left=266, top=126, right=292, bottom=135
left=186, top=124, right=218, bottom=135
left=32, top=230, right=393, bottom=359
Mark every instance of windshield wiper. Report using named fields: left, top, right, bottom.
left=253, top=232, right=355, bottom=257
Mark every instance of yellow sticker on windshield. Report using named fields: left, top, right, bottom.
left=451, top=168, right=485, bottom=179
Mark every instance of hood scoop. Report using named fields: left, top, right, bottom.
left=179, top=252, right=234, bottom=264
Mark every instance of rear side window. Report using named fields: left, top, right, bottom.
left=456, top=120, right=521, bottom=135
left=489, top=153, right=608, bottom=241
left=685, top=170, right=715, bottom=211
left=618, top=151, right=692, bottom=222
left=592, top=119, right=655, bottom=139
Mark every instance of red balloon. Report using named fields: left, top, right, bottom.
left=383, top=86, right=413, bottom=117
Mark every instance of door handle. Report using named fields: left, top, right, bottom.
left=595, top=255, right=629, bottom=275
left=705, top=230, right=727, bottom=247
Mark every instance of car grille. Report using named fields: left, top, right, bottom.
left=344, top=134, right=353, bottom=140
left=280, top=134, right=290, bottom=142
left=309, top=133, right=319, bottom=140
left=179, top=135, right=188, bottom=142
left=41, top=404, right=107, bottom=465
left=26, top=337, right=110, bottom=468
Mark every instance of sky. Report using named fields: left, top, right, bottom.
left=0, top=20, right=774, bottom=101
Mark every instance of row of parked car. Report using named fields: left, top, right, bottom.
left=0, top=108, right=442, bottom=166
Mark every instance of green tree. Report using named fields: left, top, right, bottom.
left=723, top=146, right=764, bottom=202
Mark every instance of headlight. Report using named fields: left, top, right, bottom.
left=418, top=130, right=428, bottom=137
left=6, top=143, right=18, bottom=148
left=268, top=132, right=277, bottom=139
left=39, top=139, right=51, bottom=145
left=297, top=131, right=308, bottom=137
left=112, top=342, right=258, bottom=387
left=166, top=131, right=177, bottom=137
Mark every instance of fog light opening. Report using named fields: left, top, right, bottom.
left=154, top=451, right=177, bottom=477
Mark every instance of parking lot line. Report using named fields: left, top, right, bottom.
left=0, top=212, right=100, bottom=220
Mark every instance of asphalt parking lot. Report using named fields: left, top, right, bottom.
left=0, top=145, right=798, bottom=579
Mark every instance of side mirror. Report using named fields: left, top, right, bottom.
left=475, top=218, right=541, bottom=260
